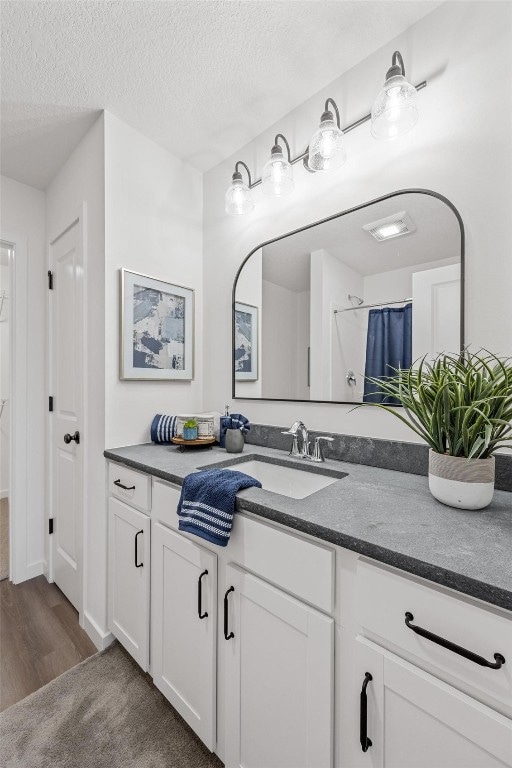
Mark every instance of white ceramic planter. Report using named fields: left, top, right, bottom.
left=428, top=450, right=495, bottom=510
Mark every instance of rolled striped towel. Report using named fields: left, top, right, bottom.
left=177, top=469, right=261, bottom=546
left=151, top=414, right=178, bottom=444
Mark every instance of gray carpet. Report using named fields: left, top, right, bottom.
left=0, top=642, right=223, bottom=768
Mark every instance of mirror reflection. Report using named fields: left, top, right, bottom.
left=234, top=192, right=463, bottom=403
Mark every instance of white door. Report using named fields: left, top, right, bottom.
left=412, top=263, right=461, bottom=361
left=224, top=565, right=334, bottom=768
left=49, top=220, right=84, bottom=609
left=345, top=636, right=512, bottom=767
left=151, top=524, right=217, bottom=750
left=108, top=497, right=150, bottom=669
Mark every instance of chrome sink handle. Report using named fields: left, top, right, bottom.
left=281, top=431, right=301, bottom=457
left=282, top=421, right=309, bottom=458
left=308, top=436, right=334, bottom=463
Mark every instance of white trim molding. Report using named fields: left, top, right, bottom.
left=82, top=610, right=115, bottom=651
left=1, top=232, right=29, bottom=584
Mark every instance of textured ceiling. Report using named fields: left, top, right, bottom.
left=1, top=0, right=441, bottom=189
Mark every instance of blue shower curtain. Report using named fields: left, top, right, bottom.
left=363, top=303, right=412, bottom=404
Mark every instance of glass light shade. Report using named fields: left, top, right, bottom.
left=308, top=115, right=346, bottom=172
left=225, top=176, right=254, bottom=215
left=371, top=74, right=418, bottom=140
left=261, top=148, right=294, bottom=197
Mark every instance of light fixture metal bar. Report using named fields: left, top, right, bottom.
left=245, top=80, right=427, bottom=189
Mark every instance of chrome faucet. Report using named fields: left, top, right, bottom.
left=282, top=421, right=334, bottom=462
left=282, top=421, right=310, bottom=458
left=309, top=436, right=334, bottom=463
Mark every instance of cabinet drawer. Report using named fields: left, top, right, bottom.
left=230, top=514, right=335, bottom=614
left=108, top=461, right=151, bottom=512
left=153, top=478, right=182, bottom=528
left=356, top=559, right=512, bottom=711
left=152, top=477, right=334, bottom=614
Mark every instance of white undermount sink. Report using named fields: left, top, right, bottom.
left=222, top=458, right=345, bottom=500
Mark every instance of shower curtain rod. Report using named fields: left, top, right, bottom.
left=334, top=298, right=413, bottom=314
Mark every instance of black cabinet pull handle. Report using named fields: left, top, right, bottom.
left=198, top=570, right=208, bottom=619
left=224, top=586, right=234, bottom=640
left=134, top=530, right=143, bottom=568
left=405, top=612, right=505, bottom=669
left=360, top=672, right=373, bottom=752
left=114, top=479, right=136, bottom=491
left=64, top=431, right=80, bottom=445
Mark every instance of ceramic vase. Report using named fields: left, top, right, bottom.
left=183, top=426, right=198, bottom=441
left=428, top=450, right=495, bottom=510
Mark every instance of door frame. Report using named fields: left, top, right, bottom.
left=0, top=232, right=28, bottom=583
left=47, top=205, right=87, bottom=619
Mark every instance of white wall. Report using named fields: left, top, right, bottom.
left=310, top=249, right=366, bottom=402
left=363, top=256, right=458, bottom=305
left=104, top=112, right=203, bottom=448
left=0, top=175, right=46, bottom=574
left=261, top=280, right=298, bottom=398
left=0, top=264, right=9, bottom=497
left=203, top=1, right=512, bottom=440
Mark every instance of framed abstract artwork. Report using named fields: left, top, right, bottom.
left=234, top=301, right=258, bottom=380
left=120, top=269, right=194, bottom=380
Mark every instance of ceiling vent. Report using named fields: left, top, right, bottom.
left=362, top=211, right=416, bottom=242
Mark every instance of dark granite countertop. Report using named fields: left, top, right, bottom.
left=104, top=443, right=512, bottom=612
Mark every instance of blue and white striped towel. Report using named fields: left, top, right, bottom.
left=177, top=469, right=261, bottom=546
left=150, top=414, right=178, bottom=444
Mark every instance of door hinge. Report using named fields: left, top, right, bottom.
left=49, top=396, right=54, bottom=412
left=48, top=270, right=54, bottom=290
left=48, top=518, right=54, bottom=535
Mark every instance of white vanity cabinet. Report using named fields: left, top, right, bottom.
left=346, top=637, right=512, bottom=768
left=223, top=564, right=334, bottom=768
left=151, top=522, right=218, bottom=750
left=107, top=495, right=150, bottom=670
left=106, top=459, right=512, bottom=768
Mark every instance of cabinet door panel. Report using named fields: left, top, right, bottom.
left=347, top=636, right=512, bottom=767
left=224, top=566, right=334, bottom=768
left=108, top=497, right=150, bottom=670
left=151, top=523, right=217, bottom=750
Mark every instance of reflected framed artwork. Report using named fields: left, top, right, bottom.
left=120, top=269, right=194, bottom=380
left=234, top=301, right=258, bottom=380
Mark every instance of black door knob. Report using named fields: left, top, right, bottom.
left=64, top=431, right=80, bottom=445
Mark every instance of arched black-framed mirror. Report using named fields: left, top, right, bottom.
left=232, top=189, right=465, bottom=405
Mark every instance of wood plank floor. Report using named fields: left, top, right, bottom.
left=0, top=575, right=97, bottom=711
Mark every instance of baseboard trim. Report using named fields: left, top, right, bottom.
left=83, top=610, right=115, bottom=651
left=25, top=560, right=44, bottom=580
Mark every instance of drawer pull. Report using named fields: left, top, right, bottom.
left=114, top=479, right=136, bottom=491
left=405, top=612, right=505, bottom=669
left=224, top=586, right=235, bottom=640
left=360, top=672, right=373, bottom=752
left=134, top=530, right=144, bottom=568
left=198, top=570, right=208, bottom=620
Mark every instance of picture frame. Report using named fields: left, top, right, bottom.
left=234, top=301, right=258, bottom=381
left=120, top=269, right=194, bottom=380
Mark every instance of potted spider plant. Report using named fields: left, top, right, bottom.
left=363, top=351, right=512, bottom=510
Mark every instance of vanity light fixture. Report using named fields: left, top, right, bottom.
left=225, top=161, right=255, bottom=216
left=308, top=98, right=346, bottom=172
left=226, top=51, right=426, bottom=215
left=262, top=134, right=294, bottom=197
left=371, top=51, right=419, bottom=140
